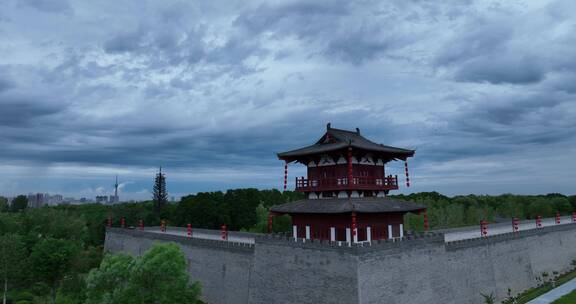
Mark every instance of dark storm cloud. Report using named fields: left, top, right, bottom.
left=0, top=79, right=12, bottom=92
left=435, top=1, right=576, bottom=86
left=0, top=94, right=65, bottom=126
left=234, top=0, right=438, bottom=65
left=1, top=0, right=576, bottom=197
left=454, top=55, right=545, bottom=84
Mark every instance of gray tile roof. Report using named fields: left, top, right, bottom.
left=277, top=124, right=414, bottom=161
left=270, top=197, right=426, bottom=214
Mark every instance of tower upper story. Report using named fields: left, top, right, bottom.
left=277, top=124, right=414, bottom=199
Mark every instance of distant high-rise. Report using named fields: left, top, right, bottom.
left=27, top=193, right=45, bottom=208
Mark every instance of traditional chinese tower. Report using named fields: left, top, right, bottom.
left=271, top=123, right=425, bottom=243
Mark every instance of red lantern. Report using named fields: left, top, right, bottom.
left=536, top=216, right=542, bottom=228
left=107, top=217, right=112, bottom=228
left=161, top=220, right=166, bottom=232
left=512, top=218, right=519, bottom=233
left=221, top=224, right=228, bottom=240
left=556, top=212, right=561, bottom=225
left=347, top=148, right=353, bottom=186
left=138, top=219, right=144, bottom=230
left=283, top=163, right=288, bottom=190
left=480, top=220, right=488, bottom=237
left=404, top=161, right=410, bottom=187
left=187, top=224, right=192, bottom=237
left=120, top=217, right=126, bottom=228
left=572, top=212, right=576, bottom=222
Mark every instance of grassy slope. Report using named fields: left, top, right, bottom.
left=552, top=289, right=576, bottom=304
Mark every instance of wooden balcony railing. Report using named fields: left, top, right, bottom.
left=295, top=175, right=399, bottom=192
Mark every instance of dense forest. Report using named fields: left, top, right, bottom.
left=1, top=190, right=575, bottom=303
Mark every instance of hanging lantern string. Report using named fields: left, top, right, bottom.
left=283, top=162, right=288, bottom=191
left=404, top=161, right=410, bottom=187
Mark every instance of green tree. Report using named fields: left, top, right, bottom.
left=86, top=243, right=201, bottom=304
left=10, top=196, right=28, bottom=212
left=0, top=197, right=8, bottom=213
left=153, top=167, right=168, bottom=218
left=569, top=196, right=576, bottom=210
left=30, top=238, right=80, bottom=304
left=176, top=193, right=229, bottom=229
left=85, top=253, right=133, bottom=304
left=22, top=209, right=88, bottom=243
left=0, top=234, right=26, bottom=304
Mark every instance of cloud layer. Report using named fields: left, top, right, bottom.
left=1, top=0, right=575, bottom=199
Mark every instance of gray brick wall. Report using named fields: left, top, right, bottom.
left=105, top=223, right=576, bottom=304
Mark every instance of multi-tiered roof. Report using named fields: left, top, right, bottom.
left=271, top=124, right=425, bottom=242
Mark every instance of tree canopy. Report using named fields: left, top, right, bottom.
left=86, top=243, right=201, bottom=304
left=11, top=195, right=28, bottom=212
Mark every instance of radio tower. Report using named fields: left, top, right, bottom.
left=113, top=174, right=119, bottom=204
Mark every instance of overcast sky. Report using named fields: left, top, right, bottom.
left=1, top=0, right=575, bottom=200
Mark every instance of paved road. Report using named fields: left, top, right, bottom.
left=143, top=215, right=574, bottom=245
left=527, top=278, right=576, bottom=304
left=444, top=216, right=574, bottom=242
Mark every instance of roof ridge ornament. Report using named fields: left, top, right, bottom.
left=327, top=122, right=331, bottom=130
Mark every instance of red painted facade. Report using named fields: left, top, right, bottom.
left=291, top=212, right=405, bottom=241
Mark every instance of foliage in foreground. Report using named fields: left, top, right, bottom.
left=86, top=243, right=201, bottom=304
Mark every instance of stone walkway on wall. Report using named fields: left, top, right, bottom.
left=443, top=215, right=574, bottom=242
left=142, top=215, right=575, bottom=245
left=526, top=278, right=576, bottom=304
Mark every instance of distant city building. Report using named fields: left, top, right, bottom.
left=50, top=194, right=63, bottom=205
left=96, top=196, right=109, bottom=204
left=108, top=195, right=117, bottom=204
left=27, top=193, right=45, bottom=208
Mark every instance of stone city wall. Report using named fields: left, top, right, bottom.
left=105, top=222, right=576, bottom=304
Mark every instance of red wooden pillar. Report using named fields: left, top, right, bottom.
left=161, top=220, right=166, bottom=232
left=512, top=217, right=519, bottom=233
left=120, top=217, right=126, bottom=228
left=572, top=212, right=576, bottom=222
left=536, top=216, right=542, bottom=228
left=556, top=212, right=561, bottom=224
left=423, top=211, right=429, bottom=231
left=347, top=147, right=353, bottom=187
left=267, top=213, right=274, bottom=234
left=187, top=224, right=192, bottom=237
left=404, top=161, right=410, bottom=187
left=480, top=220, right=488, bottom=237
left=107, top=217, right=112, bottom=228
left=351, top=212, right=357, bottom=241
left=221, top=224, right=228, bottom=240
left=138, top=219, right=144, bottom=230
